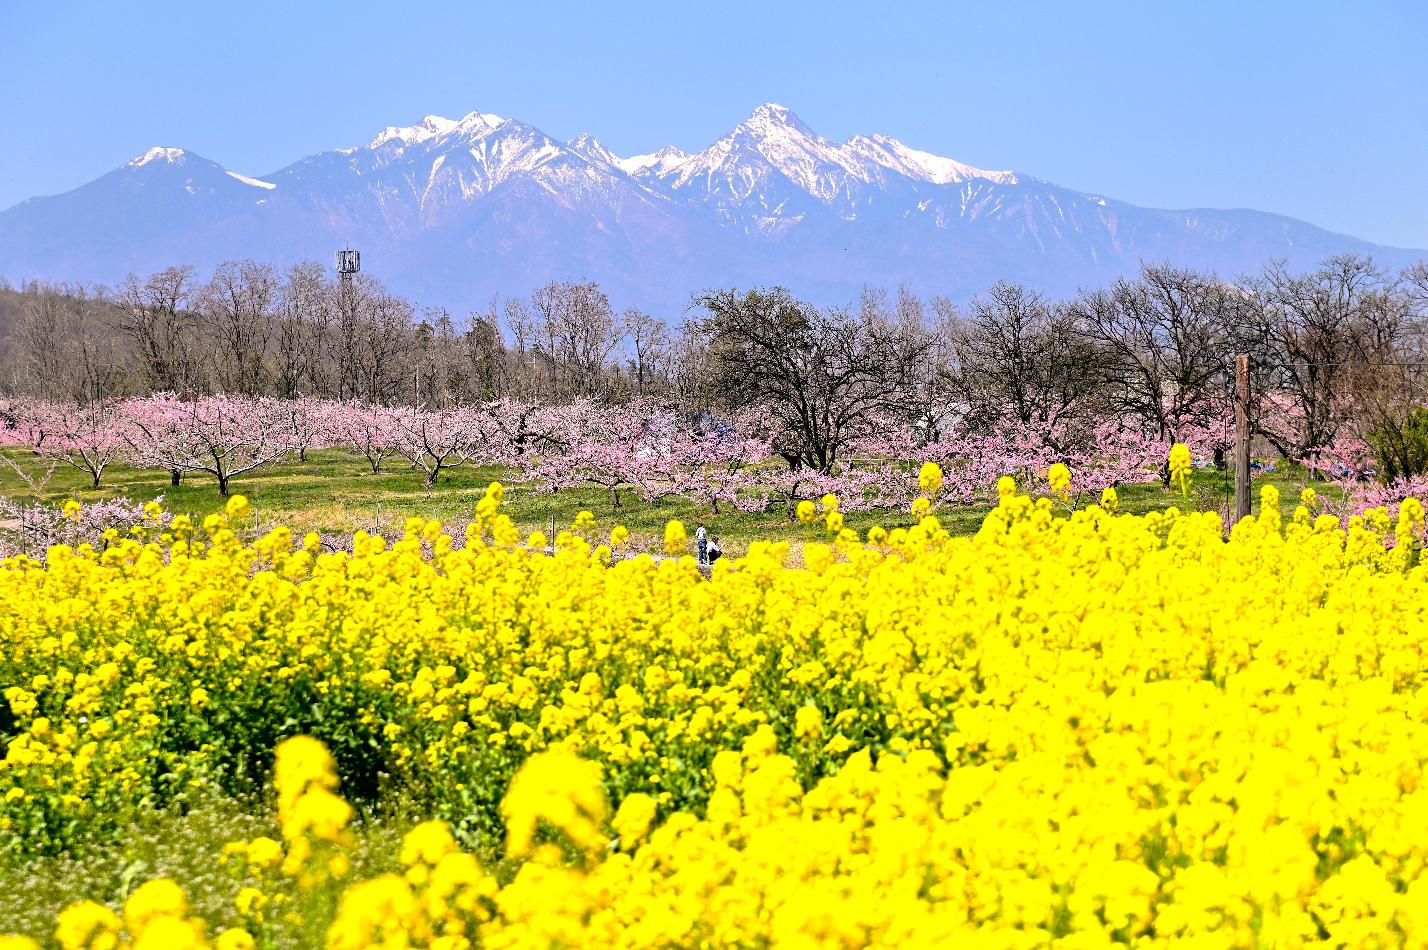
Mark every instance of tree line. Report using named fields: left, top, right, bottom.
left=0, top=265, right=702, bottom=407
left=3, top=254, right=1427, bottom=478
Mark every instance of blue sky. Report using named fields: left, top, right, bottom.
left=3, top=0, right=1425, bottom=248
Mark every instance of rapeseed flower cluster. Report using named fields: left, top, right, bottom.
left=6, top=479, right=1428, bottom=944
left=1169, top=442, right=1193, bottom=495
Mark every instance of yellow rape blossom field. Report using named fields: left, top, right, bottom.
left=5, top=477, right=1428, bottom=947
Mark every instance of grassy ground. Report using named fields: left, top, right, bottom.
left=1, top=448, right=1316, bottom=553
left=0, top=786, right=420, bottom=948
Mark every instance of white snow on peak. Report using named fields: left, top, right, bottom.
left=843, top=134, right=1017, bottom=185
left=369, top=111, right=505, bottom=149
left=566, top=132, right=620, bottom=168
left=450, top=111, right=506, bottom=135
left=616, top=145, right=689, bottom=176
left=226, top=170, right=277, bottom=190
left=669, top=103, right=854, bottom=198
left=740, top=102, right=817, bottom=137
left=128, top=147, right=188, bottom=167
left=370, top=115, right=457, bottom=148
left=665, top=101, right=1018, bottom=203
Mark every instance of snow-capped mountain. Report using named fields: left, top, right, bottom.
left=0, top=103, right=1421, bottom=314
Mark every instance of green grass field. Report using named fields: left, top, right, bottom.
left=1, top=447, right=1315, bottom=553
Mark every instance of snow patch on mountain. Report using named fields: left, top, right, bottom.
left=566, top=133, right=621, bottom=169
left=843, top=133, right=1016, bottom=185
left=225, top=170, right=277, bottom=190
left=617, top=146, right=690, bottom=177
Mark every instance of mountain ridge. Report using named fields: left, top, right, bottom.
left=1, top=103, right=1421, bottom=315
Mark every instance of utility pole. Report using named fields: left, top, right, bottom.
left=1233, top=354, right=1251, bottom=524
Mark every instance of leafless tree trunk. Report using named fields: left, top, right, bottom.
left=200, top=260, right=276, bottom=394
left=622, top=307, right=670, bottom=395
left=115, top=266, right=198, bottom=393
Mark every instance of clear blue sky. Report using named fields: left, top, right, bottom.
left=3, top=0, right=1425, bottom=248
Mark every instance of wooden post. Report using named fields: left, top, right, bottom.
left=1233, top=354, right=1251, bottom=524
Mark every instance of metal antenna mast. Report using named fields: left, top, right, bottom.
left=336, top=246, right=361, bottom=400
left=336, top=246, right=360, bottom=287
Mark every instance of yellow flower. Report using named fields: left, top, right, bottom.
left=918, top=461, right=943, bottom=495
left=62, top=499, right=83, bottom=520
left=1047, top=462, right=1071, bottom=498
left=234, top=887, right=266, bottom=917
left=796, top=500, right=817, bottom=524
left=612, top=792, right=658, bottom=846
left=400, top=820, right=458, bottom=867
left=214, top=930, right=255, bottom=950
left=224, top=495, right=251, bottom=519
left=244, top=836, right=283, bottom=869
left=501, top=750, right=606, bottom=857
left=131, top=915, right=205, bottom=950
left=794, top=705, right=824, bottom=741
left=662, top=520, right=688, bottom=556
left=18, top=474, right=1428, bottom=948
left=1100, top=486, right=1118, bottom=512
left=0, top=938, right=41, bottom=950
left=55, top=901, right=121, bottom=950
left=1169, top=443, right=1193, bottom=495
left=124, top=878, right=188, bottom=938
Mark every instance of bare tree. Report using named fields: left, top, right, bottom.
left=951, top=281, right=1104, bottom=441
left=1247, top=255, right=1408, bottom=460
left=10, top=283, right=125, bottom=401
left=115, top=266, right=198, bottom=393
left=1070, top=264, right=1234, bottom=445
left=693, top=286, right=934, bottom=471
left=530, top=280, right=623, bottom=397
left=199, top=260, right=276, bottom=394
left=357, top=288, right=417, bottom=404
left=622, top=307, right=670, bottom=395
left=463, top=305, right=507, bottom=400
left=270, top=262, right=332, bottom=399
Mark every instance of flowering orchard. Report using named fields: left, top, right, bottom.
left=6, top=469, right=1428, bottom=945
left=1, top=395, right=1237, bottom=513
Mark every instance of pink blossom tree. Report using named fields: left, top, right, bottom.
left=532, top=401, right=654, bottom=508
left=120, top=392, right=195, bottom=487
left=283, top=396, right=330, bottom=464
left=0, top=398, right=63, bottom=493
left=124, top=394, right=294, bottom=496
left=321, top=401, right=401, bottom=475
left=663, top=422, right=771, bottom=514
left=42, top=401, right=132, bottom=489
left=389, top=405, right=483, bottom=489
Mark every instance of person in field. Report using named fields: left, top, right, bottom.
left=696, top=523, right=708, bottom=564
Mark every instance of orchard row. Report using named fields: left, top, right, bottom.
left=1, top=395, right=1189, bottom=508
